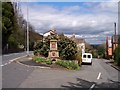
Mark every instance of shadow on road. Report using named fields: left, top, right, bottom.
left=61, top=78, right=120, bottom=89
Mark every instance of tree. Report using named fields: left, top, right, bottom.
left=97, top=44, right=105, bottom=58
left=2, top=2, right=42, bottom=53
left=2, top=2, right=14, bottom=50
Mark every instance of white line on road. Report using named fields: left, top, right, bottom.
left=89, top=72, right=102, bottom=89
left=1, top=55, right=27, bottom=67
left=97, top=72, right=101, bottom=80
left=89, top=84, right=95, bottom=90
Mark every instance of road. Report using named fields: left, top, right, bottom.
left=2, top=51, right=33, bottom=65
left=2, top=56, right=120, bottom=89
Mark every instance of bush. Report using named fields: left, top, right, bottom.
left=114, top=45, right=120, bottom=66
left=55, top=60, right=80, bottom=70
left=45, top=59, right=53, bottom=65
left=58, top=34, right=77, bottom=60
left=33, top=57, right=46, bottom=63
left=33, top=50, right=38, bottom=56
left=114, top=36, right=120, bottom=66
left=32, top=56, right=52, bottom=65
left=34, top=40, right=49, bottom=57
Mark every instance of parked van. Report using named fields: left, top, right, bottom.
left=82, top=53, right=92, bottom=65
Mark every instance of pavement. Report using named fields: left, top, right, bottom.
left=2, top=54, right=120, bottom=89
left=104, top=59, right=120, bottom=71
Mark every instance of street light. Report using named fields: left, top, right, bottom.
left=26, top=1, right=29, bottom=56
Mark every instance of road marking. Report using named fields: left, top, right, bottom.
left=3, top=54, right=12, bottom=57
left=97, top=72, right=101, bottom=80
left=89, top=84, right=95, bottom=90
left=1, top=55, right=27, bottom=67
left=0, top=65, right=4, bottom=67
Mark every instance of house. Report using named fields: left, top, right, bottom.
left=42, top=29, right=57, bottom=42
left=43, top=29, right=57, bottom=37
left=70, top=34, right=85, bottom=53
left=106, top=35, right=118, bottom=59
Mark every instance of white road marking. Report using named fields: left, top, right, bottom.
left=3, top=54, right=12, bottom=57
left=89, top=84, right=95, bottom=90
left=97, top=72, right=101, bottom=80
left=1, top=55, right=27, bottom=67
left=0, top=65, right=4, bottom=67
left=89, top=72, right=102, bottom=89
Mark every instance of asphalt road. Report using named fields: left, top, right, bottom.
left=2, top=58, right=120, bottom=89
left=2, top=51, right=33, bottom=65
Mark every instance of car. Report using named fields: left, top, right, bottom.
left=82, top=53, right=92, bottom=65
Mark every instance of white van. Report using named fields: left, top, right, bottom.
left=82, top=53, right=92, bottom=65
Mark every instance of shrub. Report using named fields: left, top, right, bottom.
left=33, top=56, right=46, bottom=63
left=32, top=56, right=52, bottom=65
left=114, top=36, right=120, bottom=66
left=45, top=59, right=53, bottom=65
left=58, top=34, right=77, bottom=60
left=114, top=45, right=120, bottom=66
left=33, top=50, right=38, bottom=56
left=34, top=41, right=50, bottom=57
left=55, top=60, right=80, bottom=70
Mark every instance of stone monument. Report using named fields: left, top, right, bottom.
left=48, top=39, right=59, bottom=61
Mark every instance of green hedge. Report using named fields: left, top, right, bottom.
left=55, top=60, right=80, bottom=70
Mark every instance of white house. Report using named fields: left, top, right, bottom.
left=43, top=29, right=57, bottom=37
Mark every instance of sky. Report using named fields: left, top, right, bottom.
left=19, top=0, right=118, bottom=45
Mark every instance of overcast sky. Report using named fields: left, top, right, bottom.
left=19, top=0, right=118, bottom=44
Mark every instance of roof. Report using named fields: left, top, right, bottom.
left=43, top=29, right=57, bottom=36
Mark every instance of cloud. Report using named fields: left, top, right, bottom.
left=20, top=1, right=118, bottom=44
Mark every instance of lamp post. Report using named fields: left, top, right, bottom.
left=26, top=1, right=29, bottom=56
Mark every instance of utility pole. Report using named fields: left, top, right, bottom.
left=27, top=1, right=29, bottom=56
left=114, top=22, right=117, bottom=49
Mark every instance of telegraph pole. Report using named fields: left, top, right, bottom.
left=114, top=22, right=117, bottom=49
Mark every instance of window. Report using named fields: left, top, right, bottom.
left=88, top=55, right=91, bottom=58
left=83, top=55, right=86, bottom=58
